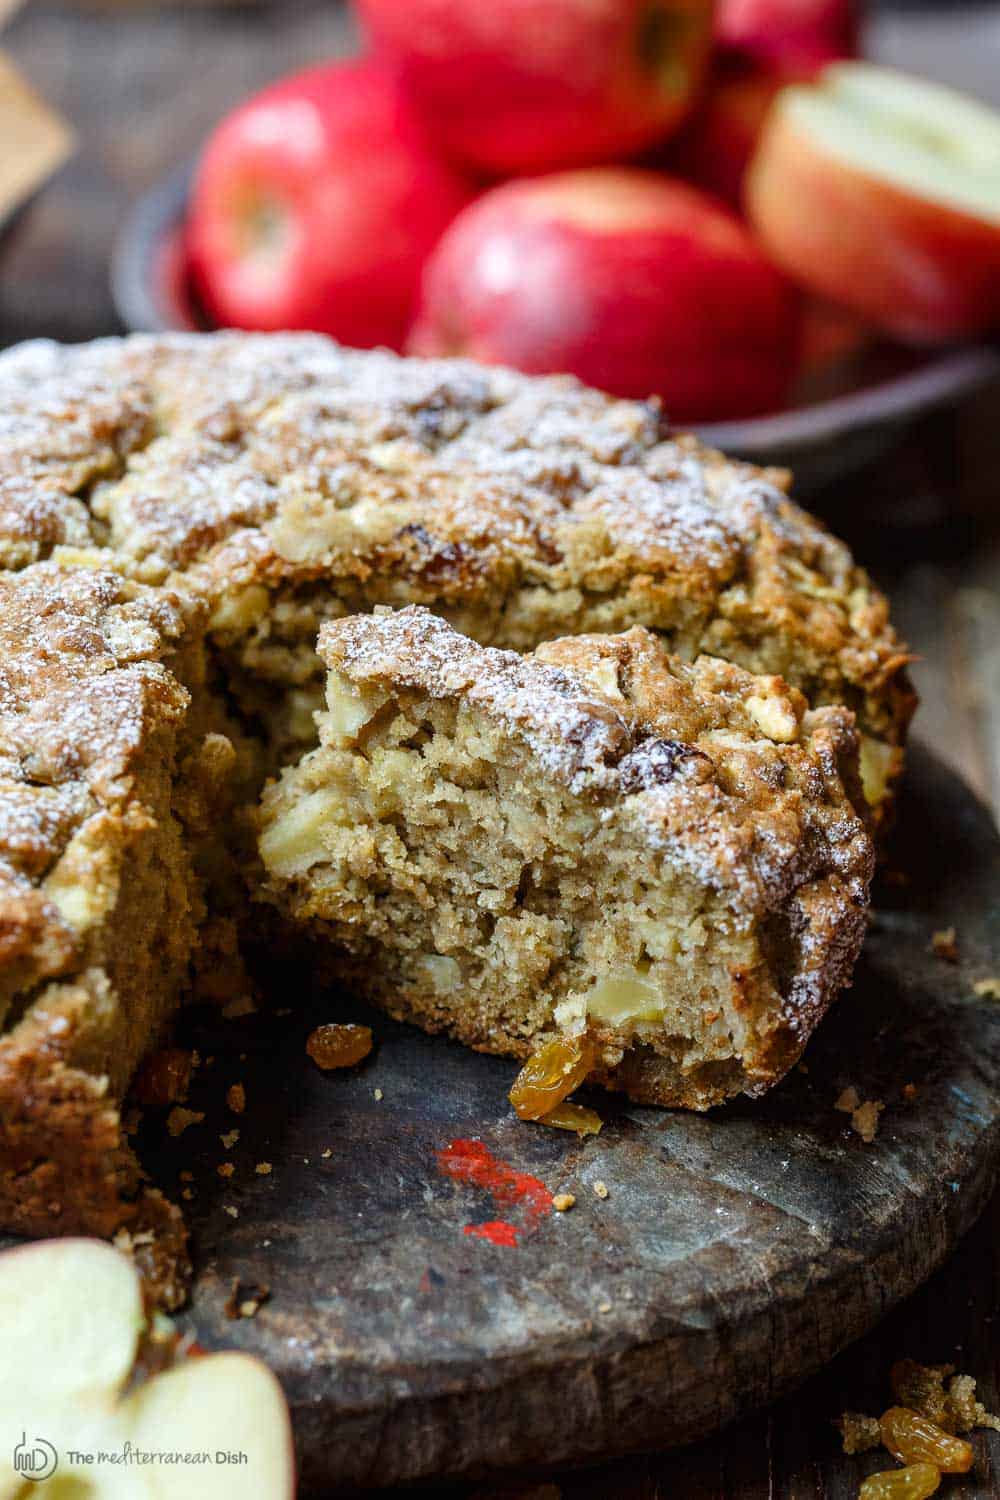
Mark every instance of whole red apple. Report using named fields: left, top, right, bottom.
left=716, top=0, right=858, bottom=75
left=187, top=61, right=474, bottom=348
left=355, top=0, right=715, bottom=175
left=409, top=169, right=801, bottom=423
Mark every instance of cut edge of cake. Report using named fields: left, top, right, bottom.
left=257, top=606, right=875, bottom=1111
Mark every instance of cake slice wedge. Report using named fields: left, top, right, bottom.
left=258, top=606, right=875, bottom=1110
left=0, top=559, right=249, bottom=1292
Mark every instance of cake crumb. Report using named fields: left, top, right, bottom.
left=223, top=1205, right=238, bottom=1218
left=216, top=1162, right=235, bottom=1179
left=892, top=1358, right=1000, bottom=1434
left=836, top=1411, right=882, bottom=1454
left=374, top=1087, right=384, bottom=1101
left=931, top=926, right=959, bottom=963
left=593, top=1181, right=609, bottom=1200
left=255, top=1161, right=273, bottom=1176
left=597, top=1300, right=612, bottom=1314
left=224, top=1278, right=270, bottom=1320
left=835, top=1086, right=883, bottom=1142
left=851, top=1099, right=884, bottom=1142
left=322, top=1148, right=332, bottom=1159
left=226, top=1083, right=246, bottom=1115
left=166, top=1107, right=204, bottom=1138
left=220, top=1129, right=240, bottom=1150
left=553, top=1193, right=576, bottom=1212
left=973, top=977, right=1000, bottom=1000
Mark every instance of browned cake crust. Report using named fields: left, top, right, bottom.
left=259, top=608, right=874, bottom=1109
left=0, top=332, right=911, bottom=1244
left=0, top=333, right=913, bottom=805
left=0, top=562, right=223, bottom=1284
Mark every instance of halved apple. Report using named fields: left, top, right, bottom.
left=746, top=63, right=1000, bottom=341
left=0, top=1239, right=294, bottom=1499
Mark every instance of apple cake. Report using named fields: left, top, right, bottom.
left=258, top=607, right=874, bottom=1109
left=0, top=332, right=913, bottom=804
left=0, top=331, right=912, bottom=1248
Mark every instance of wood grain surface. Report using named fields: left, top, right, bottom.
left=2, top=6, right=1000, bottom=1497
left=130, top=744, right=1000, bottom=1496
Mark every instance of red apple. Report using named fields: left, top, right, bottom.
left=746, top=63, right=1000, bottom=342
left=716, top=0, right=858, bottom=75
left=409, top=169, right=801, bottom=423
left=668, top=65, right=783, bottom=210
left=355, top=0, right=715, bottom=175
left=187, top=61, right=474, bottom=349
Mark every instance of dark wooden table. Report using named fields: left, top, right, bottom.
left=3, top=5, right=1000, bottom=1496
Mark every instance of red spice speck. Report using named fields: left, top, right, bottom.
left=437, top=1138, right=553, bottom=1247
left=464, top=1220, right=520, bottom=1247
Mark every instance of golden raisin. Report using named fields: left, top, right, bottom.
left=880, top=1407, right=973, bottom=1473
left=306, top=1023, right=373, bottom=1071
left=539, top=1102, right=603, bottom=1136
left=509, top=1038, right=593, bottom=1122
left=132, top=1048, right=193, bottom=1109
left=509, top=1034, right=595, bottom=1121
left=859, top=1464, right=940, bottom=1500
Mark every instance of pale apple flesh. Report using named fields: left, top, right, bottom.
left=0, top=1239, right=294, bottom=1499
left=747, top=63, right=1000, bottom=341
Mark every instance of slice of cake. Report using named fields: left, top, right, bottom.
left=258, top=607, right=875, bottom=1109
left=0, top=560, right=246, bottom=1289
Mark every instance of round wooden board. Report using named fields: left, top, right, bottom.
left=140, top=742, right=1000, bottom=1494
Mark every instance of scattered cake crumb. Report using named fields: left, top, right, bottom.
left=322, top=1148, right=332, bottom=1159
left=837, top=1411, right=882, bottom=1454
left=220, top=1129, right=240, bottom=1150
left=973, top=977, right=1000, bottom=1000
left=553, top=1193, right=576, bottom=1212
left=597, top=1300, right=612, bottom=1314
left=224, top=1278, right=271, bottom=1320
left=931, top=926, right=959, bottom=962
left=226, top=1083, right=246, bottom=1115
left=851, top=1099, right=884, bottom=1143
left=835, top=1087, right=884, bottom=1142
left=892, top=1358, right=1000, bottom=1434
left=223, top=1205, right=238, bottom=1218
left=593, top=1181, right=609, bottom=1200
left=166, top=1107, right=204, bottom=1138
left=255, top=1161, right=273, bottom=1176
left=216, top=1162, right=235, bottom=1179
